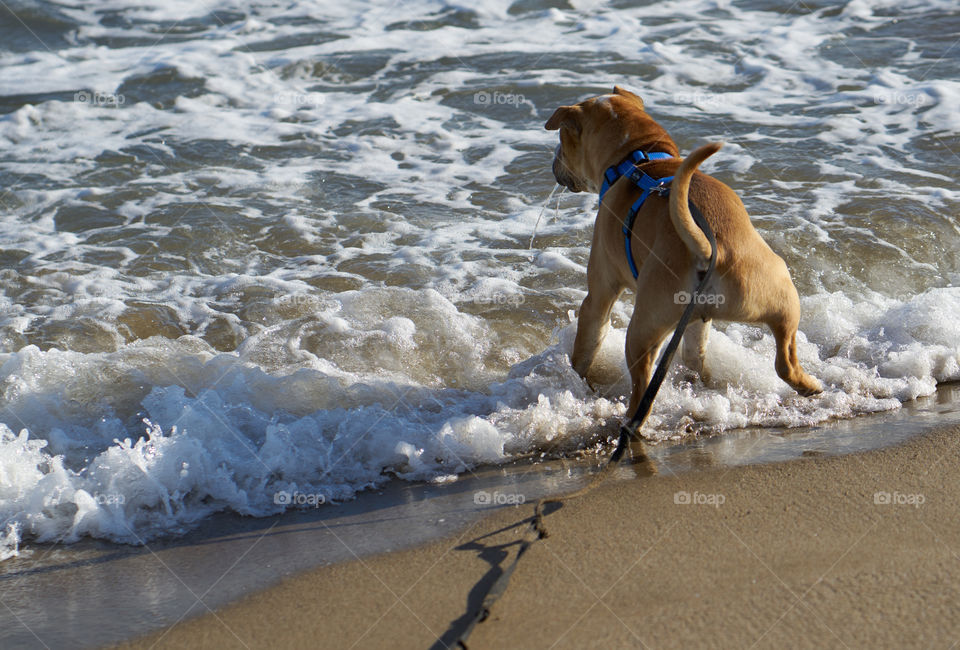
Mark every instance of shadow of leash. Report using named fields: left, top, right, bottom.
left=431, top=501, right=564, bottom=650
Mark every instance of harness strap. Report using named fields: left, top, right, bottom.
left=599, top=150, right=675, bottom=280
left=622, top=174, right=673, bottom=279
left=599, top=150, right=673, bottom=203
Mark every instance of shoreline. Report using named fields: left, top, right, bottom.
left=118, top=422, right=960, bottom=649
left=7, top=385, right=956, bottom=649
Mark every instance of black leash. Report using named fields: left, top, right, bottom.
left=453, top=200, right=716, bottom=649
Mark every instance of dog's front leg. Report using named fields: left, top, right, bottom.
left=571, top=250, right=623, bottom=381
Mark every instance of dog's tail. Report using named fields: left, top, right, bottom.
left=669, top=142, right=723, bottom=262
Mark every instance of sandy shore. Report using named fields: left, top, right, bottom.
left=119, top=425, right=960, bottom=649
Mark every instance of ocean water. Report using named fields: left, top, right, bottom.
left=1, top=0, right=959, bottom=559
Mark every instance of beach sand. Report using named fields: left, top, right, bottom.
left=119, top=425, right=960, bottom=649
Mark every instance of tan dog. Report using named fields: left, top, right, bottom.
left=546, top=86, right=821, bottom=414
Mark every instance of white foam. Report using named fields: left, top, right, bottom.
left=2, top=282, right=959, bottom=557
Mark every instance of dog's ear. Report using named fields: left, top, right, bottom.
left=545, top=106, right=582, bottom=133
left=613, top=85, right=644, bottom=109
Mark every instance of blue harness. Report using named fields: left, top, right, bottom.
left=598, top=150, right=675, bottom=279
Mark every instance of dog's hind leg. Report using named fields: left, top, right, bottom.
left=766, top=292, right=822, bottom=396
left=681, top=318, right=711, bottom=382
left=624, top=269, right=685, bottom=414
left=771, top=320, right=822, bottom=396
left=625, top=316, right=676, bottom=415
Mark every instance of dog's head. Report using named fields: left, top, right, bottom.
left=544, top=86, right=647, bottom=193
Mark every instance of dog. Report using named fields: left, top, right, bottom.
left=545, top=86, right=822, bottom=414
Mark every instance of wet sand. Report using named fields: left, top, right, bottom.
left=118, top=423, right=960, bottom=649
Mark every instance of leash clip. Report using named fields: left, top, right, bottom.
left=652, top=180, right=672, bottom=196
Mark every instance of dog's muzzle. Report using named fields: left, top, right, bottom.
left=552, top=147, right=583, bottom=192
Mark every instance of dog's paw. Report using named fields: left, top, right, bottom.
left=678, top=366, right=710, bottom=387
left=795, top=377, right=823, bottom=397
